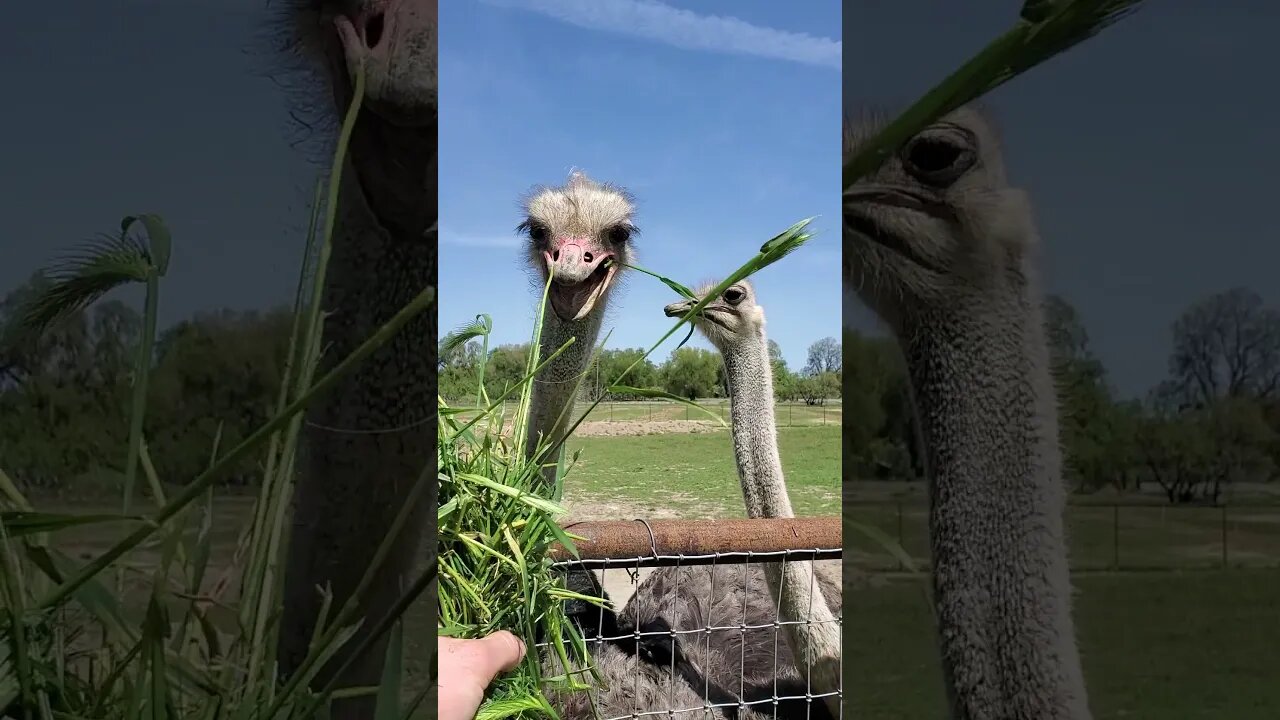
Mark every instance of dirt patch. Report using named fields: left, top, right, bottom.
left=574, top=420, right=725, bottom=437
left=560, top=493, right=725, bottom=525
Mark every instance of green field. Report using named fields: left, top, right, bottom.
left=848, top=494, right=1280, bottom=719
left=850, top=569, right=1280, bottom=719
left=565, top=425, right=841, bottom=516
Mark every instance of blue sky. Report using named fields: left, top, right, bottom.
left=438, top=0, right=841, bottom=371
left=846, top=1, right=1278, bottom=398
left=2, top=2, right=1272, bottom=398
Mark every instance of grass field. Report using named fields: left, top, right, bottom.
left=848, top=485, right=1280, bottom=719
left=564, top=425, right=841, bottom=517
left=850, top=569, right=1280, bottom=719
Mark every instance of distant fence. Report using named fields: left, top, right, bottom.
left=447, top=399, right=843, bottom=427
left=849, top=502, right=1280, bottom=571
left=584, top=400, right=841, bottom=426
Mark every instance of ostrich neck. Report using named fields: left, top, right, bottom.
left=723, top=332, right=841, bottom=718
left=722, top=334, right=793, bottom=518
left=525, top=308, right=605, bottom=481
left=905, top=292, right=1089, bottom=719
left=281, top=156, right=435, bottom=719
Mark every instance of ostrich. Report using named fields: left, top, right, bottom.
left=515, top=184, right=825, bottom=720
left=633, top=281, right=842, bottom=719
left=518, top=170, right=635, bottom=481
left=843, top=106, right=1091, bottom=718
left=268, top=1, right=437, bottom=717
left=513, top=173, right=717, bottom=716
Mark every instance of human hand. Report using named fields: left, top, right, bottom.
left=437, top=631, right=527, bottom=720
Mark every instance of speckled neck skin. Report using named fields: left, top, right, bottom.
left=525, top=306, right=605, bottom=482
left=901, top=284, right=1090, bottom=720
left=281, top=160, right=435, bottom=718
left=721, top=322, right=843, bottom=718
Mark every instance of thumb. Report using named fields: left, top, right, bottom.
left=472, top=631, right=526, bottom=679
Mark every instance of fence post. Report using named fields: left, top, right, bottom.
left=1222, top=504, right=1229, bottom=568
left=789, top=403, right=793, bottom=426
left=1112, top=504, right=1120, bottom=570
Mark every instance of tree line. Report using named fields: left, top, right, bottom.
left=5, top=268, right=1279, bottom=504
left=0, top=272, right=842, bottom=492
left=844, top=288, right=1280, bottom=505
left=437, top=336, right=843, bottom=406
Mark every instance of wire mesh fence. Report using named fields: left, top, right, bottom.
left=849, top=501, right=1280, bottom=572
left=542, top=531, right=842, bottom=720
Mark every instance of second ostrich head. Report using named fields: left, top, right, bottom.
left=663, top=280, right=765, bottom=352
left=844, top=106, right=1040, bottom=328
left=519, top=171, right=637, bottom=323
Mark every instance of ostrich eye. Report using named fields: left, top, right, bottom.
left=900, top=129, right=977, bottom=187
left=523, top=222, right=549, bottom=245
left=723, top=287, right=745, bottom=305
left=605, top=225, right=632, bottom=245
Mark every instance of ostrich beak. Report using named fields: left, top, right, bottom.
left=664, top=298, right=696, bottom=318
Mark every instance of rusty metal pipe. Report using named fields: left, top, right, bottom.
left=548, top=516, right=842, bottom=566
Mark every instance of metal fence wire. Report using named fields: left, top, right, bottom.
left=544, top=547, right=843, bottom=720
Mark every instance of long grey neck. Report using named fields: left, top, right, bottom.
left=722, top=333, right=793, bottom=519
left=723, top=330, right=842, bottom=718
left=904, top=288, right=1089, bottom=720
left=525, top=308, right=605, bottom=484
left=282, top=156, right=435, bottom=720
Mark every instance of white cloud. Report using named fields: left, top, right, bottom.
left=478, top=0, right=840, bottom=70
left=441, top=230, right=522, bottom=248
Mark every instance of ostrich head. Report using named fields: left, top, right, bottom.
left=283, top=0, right=438, bottom=238
left=291, top=0, right=437, bottom=125
left=519, top=171, right=637, bottom=323
left=663, top=280, right=766, bottom=353
left=844, top=106, right=1039, bottom=326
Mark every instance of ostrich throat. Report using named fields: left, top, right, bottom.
left=906, top=298, right=1088, bottom=717
left=722, top=334, right=794, bottom=519
left=526, top=308, right=606, bottom=475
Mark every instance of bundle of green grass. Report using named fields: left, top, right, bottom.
left=436, top=282, right=606, bottom=720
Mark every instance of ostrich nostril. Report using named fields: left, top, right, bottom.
left=364, top=12, right=385, bottom=49
left=583, top=252, right=593, bottom=263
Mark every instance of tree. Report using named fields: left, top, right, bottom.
left=1168, top=287, right=1280, bottom=407
left=0, top=275, right=149, bottom=489
left=842, top=330, right=914, bottom=479
left=804, top=336, right=842, bottom=377
left=484, top=344, right=531, bottom=397
left=767, top=339, right=796, bottom=401
left=1044, top=294, right=1119, bottom=491
left=439, top=337, right=481, bottom=371
left=589, top=348, right=660, bottom=400
left=795, top=372, right=840, bottom=406
left=662, top=347, right=720, bottom=401
left=1132, top=388, right=1275, bottom=505
left=147, top=308, right=292, bottom=486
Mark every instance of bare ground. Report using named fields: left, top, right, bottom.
left=573, top=420, right=723, bottom=437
